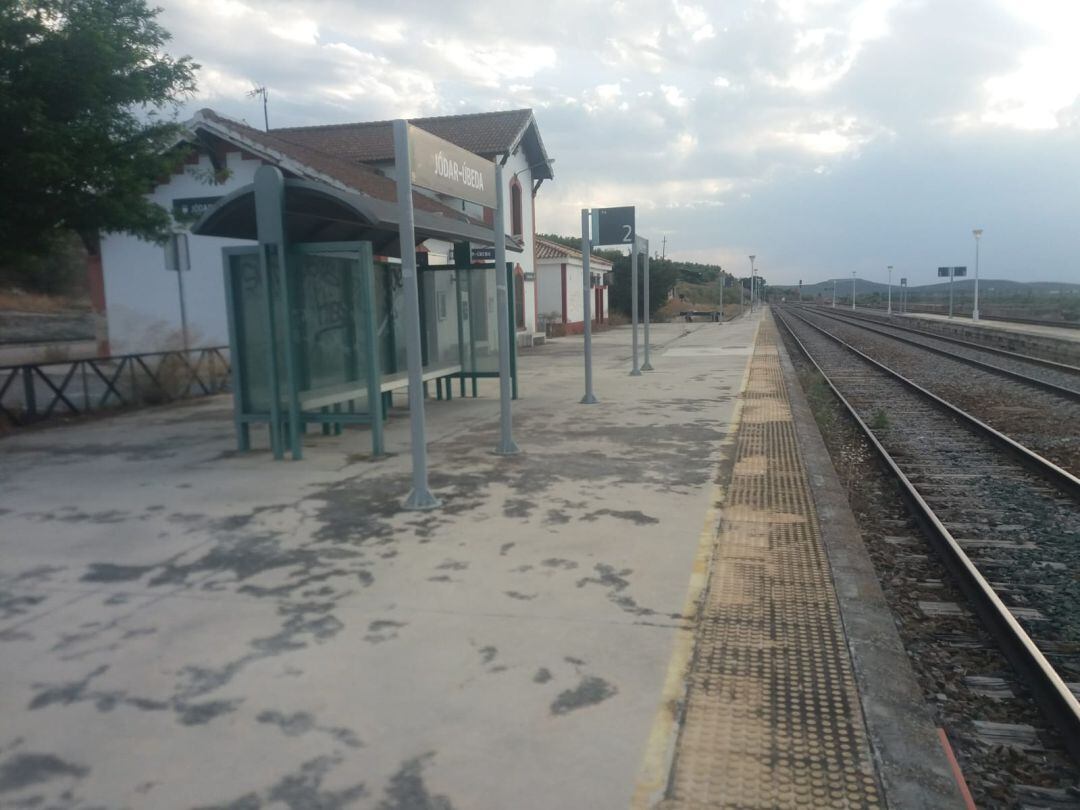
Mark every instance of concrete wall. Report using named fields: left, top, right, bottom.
left=100, top=152, right=259, bottom=352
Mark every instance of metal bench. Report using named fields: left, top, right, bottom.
left=298, top=364, right=463, bottom=411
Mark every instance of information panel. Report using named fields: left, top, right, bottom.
left=595, top=206, right=635, bottom=246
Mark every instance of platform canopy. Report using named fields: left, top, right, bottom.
left=192, top=177, right=521, bottom=258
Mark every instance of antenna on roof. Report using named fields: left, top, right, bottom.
left=247, top=84, right=269, bottom=131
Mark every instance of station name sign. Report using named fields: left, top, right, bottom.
left=173, top=196, right=223, bottom=221
left=408, top=124, right=496, bottom=209
left=470, top=245, right=495, bottom=263
left=938, top=266, right=967, bottom=277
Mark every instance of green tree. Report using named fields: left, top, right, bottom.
left=0, top=0, right=198, bottom=267
left=610, top=254, right=677, bottom=319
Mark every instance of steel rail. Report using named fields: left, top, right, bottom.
left=795, top=306, right=1080, bottom=400
left=774, top=306, right=1080, bottom=764
left=799, top=304, right=1080, bottom=375
left=781, top=307, right=1080, bottom=495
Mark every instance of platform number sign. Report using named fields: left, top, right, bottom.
left=595, top=206, right=635, bottom=247
left=900, top=278, right=907, bottom=287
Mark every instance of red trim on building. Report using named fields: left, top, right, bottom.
left=509, top=176, right=523, bottom=236
left=560, top=263, right=567, bottom=322
left=514, top=264, right=526, bottom=331
left=550, top=320, right=586, bottom=336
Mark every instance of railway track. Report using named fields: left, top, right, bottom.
left=797, top=304, right=1080, bottom=396
left=774, top=306, right=1080, bottom=766
left=786, top=305, right=1080, bottom=477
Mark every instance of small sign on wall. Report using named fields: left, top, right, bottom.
left=173, top=196, right=223, bottom=222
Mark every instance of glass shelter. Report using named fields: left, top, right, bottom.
left=194, top=167, right=519, bottom=460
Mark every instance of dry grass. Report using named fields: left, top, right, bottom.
left=0, top=289, right=92, bottom=314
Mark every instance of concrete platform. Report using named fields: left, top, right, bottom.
left=897, top=310, right=1080, bottom=343
left=648, top=314, right=965, bottom=810
left=893, top=310, right=1079, bottom=364
left=0, top=318, right=759, bottom=809
left=0, top=311, right=963, bottom=809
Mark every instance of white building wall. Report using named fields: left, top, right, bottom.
left=100, top=151, right=260, bottom=352
left=565, top=262, right=585, bottom=323
left=536, top=259, right=564, bottom=323
left=536, top=257, right=588, bottom=323
left=501, top=150, right=537, bottom=336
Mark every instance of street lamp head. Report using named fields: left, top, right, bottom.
left=973, top=228, right=983, bottom=239
left=749, top=255, right=755, bottom=262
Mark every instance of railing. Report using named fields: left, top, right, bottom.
left=0, top=346, right=231, bottom=429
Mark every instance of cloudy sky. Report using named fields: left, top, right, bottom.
left=159, top=0, right=1079, bottom=286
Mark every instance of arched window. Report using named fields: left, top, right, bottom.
left=510, top=180, right=523, bottom=237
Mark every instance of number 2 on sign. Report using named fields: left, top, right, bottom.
left=622, top=225, right=632, bottom=242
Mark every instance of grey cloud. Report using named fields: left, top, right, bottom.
left=157, top=0, right=1079, bottom=284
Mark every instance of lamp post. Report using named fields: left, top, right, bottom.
left=748, top=255, right=756, bottom=313
left=972, top=228, right=983, bottom=321
left=887, top=265, right=893, bottom=315
left=832, top=279, right=837, bottom=308
left=851, top=271, right=856, bottom=310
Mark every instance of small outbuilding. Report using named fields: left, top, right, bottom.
left=534, top=237, right=612, bottom=336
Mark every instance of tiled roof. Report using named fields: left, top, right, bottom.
left=535, top=237, right=613, bottom=268
left=192, top=109, right=476, bottom=222
left=273, top=109, right=536, bottom=164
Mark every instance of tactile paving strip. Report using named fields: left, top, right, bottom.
left=658, top=316, right=883, bottom=809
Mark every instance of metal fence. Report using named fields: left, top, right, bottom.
left=0, top=346, right=231, bottom=428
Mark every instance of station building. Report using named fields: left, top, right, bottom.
left=534, top=237, right=612, bottom=335
left=98, top=108, right=553, bottom=353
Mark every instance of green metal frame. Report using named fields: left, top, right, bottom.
left=222, top=241, right=385, bottom=460
left=223, top=241, right=518, bottom=460
left=440, top=249, right=520, bottom=397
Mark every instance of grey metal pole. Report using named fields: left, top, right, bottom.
left=642, top=239, right=653, bottom=371
left=973, top=229, right=983, bottom=321
left=719, top=268, right=725, bottom=322
left=393, top=120, right=440, bottom=510
left=832, top=279, right=837, bottom=308
left=949, top=268, right=954, bottom=319
left=748, top=255, right=756, bottom=313
left=630, top=240, right=641, bottom=376
left=580, top=209, right=597, bottom=403
left=887, top=265, right=892, bottom=315
left=493, top=161, right=519, bottom=455
left=851, top=271, right=856, bottom=310
left=176, top=264, right=190, bottom=353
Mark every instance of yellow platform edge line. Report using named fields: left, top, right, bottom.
left=629, top=316, right=763, bottom=810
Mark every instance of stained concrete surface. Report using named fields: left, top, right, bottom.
left=0, top=316, right=759, bottom=809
